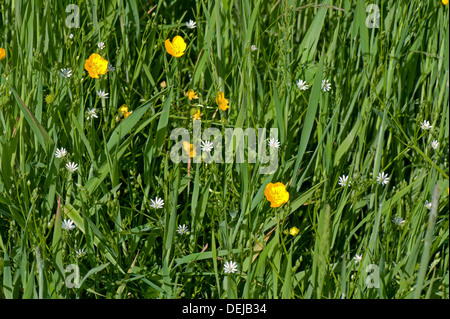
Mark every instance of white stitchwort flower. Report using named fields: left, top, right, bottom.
left=296, top=79, right=309, bottom=91
left=68, top=33, right=74, bottom=39
left=86, top=108, right=98, bottom=120
left=420, top=120, right=432, bottom=130
left=176, top=224, right=189, bottom=235
left=322, top=79, right=331, bottom=92
left=223, top=261, right=238, bottom=274
left=66, top=162, right=78, bottom=173
left=201, top=140, right=214, bottom=152
left=62, top=219, right=75, bottom=231
left=60, top=68, right=73, bottom=78
left=96, top=89, right=109, bottom=99
left=98, top=42, right=105, bottom=50
left=338, top=175, right=350, bottom=187
left=150, top=197, right=164, bottom=209
left=353, top=254, right=362, bottom=263
left=250, top=44, right=258, bottom=51
left=392, top=216, right=406, bottom=226
left=431, top=140, right=439, bottom=150
left=185, top=19, right=196, bottom=29
left=268, top=137, right=281, bottom=149
left=107, top=63, right=116, bottom=72
left=376, top=172, right=390, bottom=186
left=55, top=147, right=68, bottom=159
left=424, top=200, right=432, bottom=210
left=75, top=248, right=85, bottom=258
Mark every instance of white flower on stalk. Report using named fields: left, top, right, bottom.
left=250, top=45, right=258, bottom=51
left=68, top=34, right=74, bottom=40
left=268, top=138, right=281, bottom=149
left=62, top=219, right=75, bottom=231
left=376, top=172, right=390, bottom=186
left=392, top=216, right=406, bottom=226
left=65, top=162, right=78, bottom=173
left=176, top=224, right=189, bottom=235
left=55, top=147, right=68, bottom=159
left=223, top=261, right=238, bottom=274
left=353, top=254, right=362, bottom=263
left=201, top=140, right=214, bottom=152
left=150, top=197, right=164, bottom=209
left=424, top=200, right=432, bottom=210
left=338, top=175, right=351, bottom=187
left=185, top=19, right=196, bottom=29
left=107, top=64, right=116, bottom=72
left=86, top=108, right=98, bottom=120
left=296, top=79, right=309, bottom=91
left=75, top=248, right=85, bottom=258
left=96, top=89, right=109, bottom=99
left=431, top=140, right=439, bottom=150
left=97, top=42, right=105, bottom=50
left=420, top=120, right=432, bottom=131
left=322, top=79, right=331, bottom=92
left=60, top=68, right=73, bottom=78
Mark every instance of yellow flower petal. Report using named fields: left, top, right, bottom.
left=0, top=48, right=5, bottom=60
left=85, top=53, right=108, bottom=78
left=165, top=36, right=186, bottom=57
left=182, top=141, right=196, bottom=158
left=124, top=111, right=132, bottom=119
left=264, top=182, right=289, bottom=208
left=216, top=92, right=229, bottom=111
left=119, top=105, right=129, bottom=115
left=187, top=89, right=198, bottom=100
left=289, top=227, right=299, bottom=236
left=192, top=109, right=201, bottom=120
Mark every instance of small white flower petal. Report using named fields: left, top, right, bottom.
left=376, top=172, right=389, bottom=186
left=420, top=120, right=432, bottom=130
left=150, top=197, right=164, bottom=209
left=338, top=175, right=350, bottom=187
left=185, top=20, right=196, bottom=29
left=96, top=89, right=109, bottom=99
left=322, top=79, right=331, bottom=92
left=55, top=147, right=67, bottom=159
left=268, top=138, right=280, bottom=149
left=201, top=140, right=214, bottom=152
left=223, top=261, right=238, bottom=274
left=431, top=140, right=439, bottom=150
left=66, top=162, right=78, bottom=173
left=296, top=79, right=309, bottom=91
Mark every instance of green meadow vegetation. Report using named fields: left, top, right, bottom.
left=0, top=0, right=448, bottom=299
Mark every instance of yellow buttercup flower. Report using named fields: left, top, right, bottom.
left=264, top=182, right=289, bottom=208
left=124, top=111, right=132, bottom=118
left=443, top=0, right=448, bottom=5
left=119, top=104, right=129, bottom=115
left=289, top=227, right=299, bottom=236
left=165, top=36, right=186, bottom=57
left=119, top=104, right=133, bottom=119
left=84, top=53, right=108, bottom=78
left=0, top=47, right=5, bottom=60
left=186, top=89, right=198, bottom=100
left=192, top=109, right=201, bottom=120
left=182, top=141, right=196, bottom=158
left=215, top=92, right=229, bottom=111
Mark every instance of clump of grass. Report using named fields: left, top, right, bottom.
left=0, top=0, right=448, bottom=299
